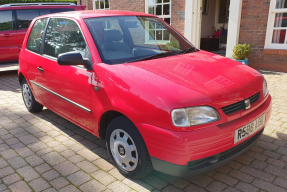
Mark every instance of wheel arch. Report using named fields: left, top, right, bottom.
left=98, top=110, right=128, bottom=140
left=18, top=72, right=25, bottom=84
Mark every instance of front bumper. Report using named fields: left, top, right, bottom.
left=150, top=128, right=263, bottom=177
left=136, top=95, right=272, bottom=176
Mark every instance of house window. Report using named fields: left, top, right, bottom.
left=265, top=0, right=287, bottom=49
left=146, top=0, right=171, bottom=42
left=93, top=0, right=109, bottom=10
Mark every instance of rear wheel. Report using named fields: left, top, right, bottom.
left=106, top=116, right=153, bottom=179
left=21, top=79, right=43, bottom=113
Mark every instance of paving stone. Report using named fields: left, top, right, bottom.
left=8, top=181, right=32, bottom=192
left=107, top=181, right=131, bottom=192
left=17, top=166, right=40, bottom=182
left=184, top=183, right=206, bottom=192
left=54, top=145, right=68, bottom=152
left=0, top=184, right=7, bottom=191
left=25, top=154, right=44, bottom=167
left=123, top=178, right=154, bottom=192
left=60, top=149, right=76, bottom=158
left=273, top=177, right=287, bottom=189
left=35, top=163, right=52, bottom=174
left=27, top=141, right=48, bottom=152
left=91, top=170, right=116, bottom=185
left=41, top=152, right=66, bottom=166
left=54, top=161, right=79, bottom=176
left=92, top=147, right=110, bottom=159
left=235, top=181, right=259, bottom=192
left=157, top=174, right=189, bottom=189
left=14, top=147, right=34, bottom=158
left=8, top=156, right=27, bottom=169
left=5, top=138, right=20, bottom=145
left=264, top=164, right=287, bottom=179
left=67, top=171, right=92, bottom=186
left=108, top=168, right=125, bottom=181
left=50, top=177, right=70, bottom=190
left=79, top=180, right=106, bottom=192
left=18, top=135, right=38, bottom=145
left=252, top=178, right=287, bottom=192
left=77, top=161, right=98, bottom=173
left=29, top=178, right=50, bottom=191
left=93, top=159, right=114, bottom=171
left=42, top=169, right=60, bottom=181
left=228, top=170, right=255, bottom=183
left=43, top=188, right=58, bottom=192
left=0, top=149, right=18, bottom=160
left=0, top=166, right=15, bottom=178
left=240, top=165, right=275, bottom=182
left=2, top=173, right=21, bottom=185
left=162, top=185, right=184, bottom=192
left=206, top=181, right=227, bottom=192
left=59, top=185, right=81, bottom=192
left=187, top=174, right=213, bottom=188
left=0, top=158, right=8, bottom=169
left=69, top=155, right=85, bottom=164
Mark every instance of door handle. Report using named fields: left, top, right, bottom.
left=4, top=34, right=11, bottom=38
left=37, top=67, right=44, bottom=72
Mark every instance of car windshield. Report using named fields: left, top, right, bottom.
left=84, top=16, right=196, bottom=64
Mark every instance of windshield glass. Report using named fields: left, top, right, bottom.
left=84, top=16, right=196, bottom=64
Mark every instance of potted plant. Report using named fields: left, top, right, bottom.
left=232, top=44, right=251, bottom=65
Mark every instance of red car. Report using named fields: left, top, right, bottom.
left=0, top=3, right=85, bottom=64
left=18, top=10, right=272, bottom=179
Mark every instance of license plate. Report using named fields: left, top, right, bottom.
left=234, top=114, right=265, bottom=144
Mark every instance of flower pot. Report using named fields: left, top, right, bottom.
left=235, top=58, right=249, bottom=65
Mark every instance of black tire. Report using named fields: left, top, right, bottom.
left=21, top=79, right=43, bottom=113
left=106, top=116, right=153, bottom=179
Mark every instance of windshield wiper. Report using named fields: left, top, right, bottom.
left=177, top=47, right=198, bottom=54
left=125, top=52, right=177, bottom=63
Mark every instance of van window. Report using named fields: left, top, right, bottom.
left=27, top=18, right=48, bottom=54
left=44, top=18, right=86, bottom=58
left=0, top=11, right=13, bottom=31
left=16, top=10, right=40, bottom=30
left=39, top=9, right=51, bottom=16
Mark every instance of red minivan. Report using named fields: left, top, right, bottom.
left=18, top=10, right=272, bottom=179
left=0, top=3, right=85, bottom=64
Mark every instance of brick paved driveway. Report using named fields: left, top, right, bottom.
left=0, top=70, right=287, bottom=192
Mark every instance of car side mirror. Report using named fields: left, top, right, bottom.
left=57, top=51, right=88, bottom=66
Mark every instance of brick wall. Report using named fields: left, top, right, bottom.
left=77, top=0, right=186, bottom=36
left=170, top=0, right=185, bottom=35
left=239, top=0, right=287, bottom=72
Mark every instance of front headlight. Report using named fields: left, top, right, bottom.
left=171, top=106, right=220, bottom=127
left=263, top=79, right=268, bottom=97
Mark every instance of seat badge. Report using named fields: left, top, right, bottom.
left=244, top=99, right=251, bottom=110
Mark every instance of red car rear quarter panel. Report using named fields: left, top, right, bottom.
left=138, top=95, right=271, bottom=165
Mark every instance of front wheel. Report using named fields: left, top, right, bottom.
left=106, top=116, right=153, bottom=179
left=21, top=79, right=43, bottom=113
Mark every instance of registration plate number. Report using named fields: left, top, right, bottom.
left=234, top=114, right=265, bottom=144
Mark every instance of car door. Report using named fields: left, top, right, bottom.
left=15, top=9, right=40, bottom=52
left=37, top=17, right=95, bottom=130
left=0, top=10, right=19, bottom=63
left=24, top=18, right=49, bottom=105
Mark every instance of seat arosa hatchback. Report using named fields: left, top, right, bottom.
left=18, top=10, right=272, bottom=178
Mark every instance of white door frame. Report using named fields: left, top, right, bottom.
left=184, top=0, right=243, bottom=58
left=184, top=0, right=202, bottom=48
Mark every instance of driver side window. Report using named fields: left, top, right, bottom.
left=44, top=18, right=86, bottom=58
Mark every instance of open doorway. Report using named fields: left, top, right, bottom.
left=200, top=0, right=230, bottom=56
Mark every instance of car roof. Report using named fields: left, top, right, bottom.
left=35, top=10, right=156, bottom=20
left=0, top=4, right=84, bottom=10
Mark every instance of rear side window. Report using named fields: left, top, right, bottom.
left=39, top=9, right=51, bottom=16
left=0, top=11, right=13, bottom=31
left=26, top=18, right=48, bottom=54
left=16, top=10, right=40, bottom=30
left=44, top=18, right=86, bottom=58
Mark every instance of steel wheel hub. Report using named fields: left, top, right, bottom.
left=23, top=84, right=32, bottom=108
left=110, top=129, right=138, bottom=171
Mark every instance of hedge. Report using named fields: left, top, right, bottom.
left=0, top=0, right=77, bottom=5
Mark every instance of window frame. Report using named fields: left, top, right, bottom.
left=145, top=0, right=172, bottom=44
left=0, top=10, right=16, bottom=32
left=93, top=0, right=110, bottom=10
left=41, top=17, right=89, bottom=59
left=265, top=0, right=287, bottom=49
left=26, top=18, right=49, bottom=54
